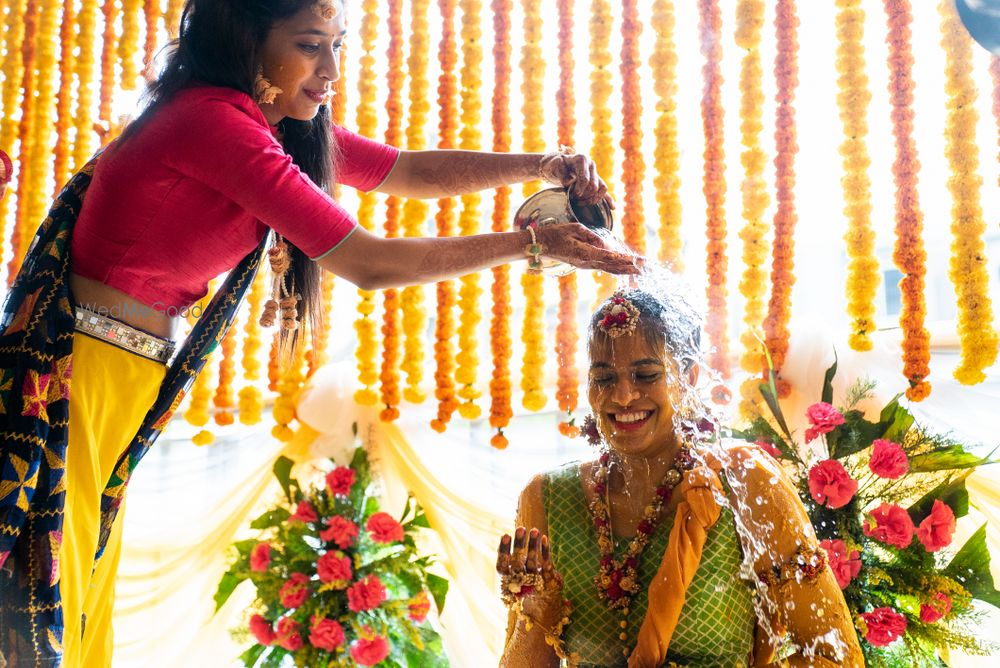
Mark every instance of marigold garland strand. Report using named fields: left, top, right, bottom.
left=836, top=0, right=879, bottom=353
left=273, top=331, right=308, bottom=443
left=699, top=0, right=731, bottom=390
left=763, top=0, right=800, bottom=399
left=22, top=0, right=58, bottom=279
left=379, top=0, right=405, bottom=422
left=520, top=0, right=546, bottom=412
left=735, top=0, right=771, bottom=418
left=488, top=0, right=513, bottom=449
left=165, top=0, right=183, bottom=37
left=213, top=313, right=238, bottom=426
left=143, top=0, right=161, bottom=76
left=400, top=0, right=431, bottom=404
left=52, top=0, right=76, bottom=196
left=884, top=0, right=931, bottom=401
left=353, top=0, right=381, bottom=406
left=456, top=0, right=484, bottom=420
left=620, top=0, right=646, bottom=255
left=590, top=0, right=617, bottom=305
left=8, top=0, right=39, bottom=285
left=72, top=0, right=98, bottom=171
left=239, top=269, right=267, bottom=425
left=0, top=0, right=30, bottom=273
left=555, top=0, right=580, bottom=435
left=99, top=0, right=119, bottom=135
left=430, top=0, right=460, bottom=432
left=651, top=0, right=683, bottom=269
left=938, top=0, right=999, bottom=385
left=119, top=0, right=142, bottom=89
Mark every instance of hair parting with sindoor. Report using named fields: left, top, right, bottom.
left=120, top=0, right=347, bottom=354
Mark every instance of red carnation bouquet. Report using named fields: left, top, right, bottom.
left=734, top=359, right=999, bottom=666
left=215, top=443, right=449, bottom=667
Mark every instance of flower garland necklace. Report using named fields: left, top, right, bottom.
left=589, top=444, right=694, bottom=650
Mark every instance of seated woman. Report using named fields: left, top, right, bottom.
left=496, top=285, right=863, bottom=667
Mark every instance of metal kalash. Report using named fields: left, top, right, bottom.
left=512, top=187, right=614, bottom=276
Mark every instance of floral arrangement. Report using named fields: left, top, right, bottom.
left=735, top=360, right=999, bottom=666
left=216, top=444, right=449, bottom=668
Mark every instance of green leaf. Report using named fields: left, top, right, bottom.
left=759, top=380, right=793, bottom=442
left=821, top=354, right=838, bottom=406
left=408, top=505, right=431, bottom=529
left=878, top=395, right=912, bottom=443
left=828, top=410, right=882, bottom=460
left=239, top=643, right=266, bottom=668
left=272, top=456, right=295, bottom=504
left=426, top=572, right=449, bottom=615
left=908, top=472, right=971, bottom=524
left=233, top=538, right=257, bottom=558
left=909, top=445, right=991, bottom=473
left=250, top=507, right=291, bottom=530
left=213, top=571, right=244, bottom=612
left=944, top=524, right=1000, bottom=609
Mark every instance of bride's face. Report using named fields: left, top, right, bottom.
left=587, top=331, right=690, bottom=458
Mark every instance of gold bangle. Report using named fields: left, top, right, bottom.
left=518, top=599, right=578, bottom=666
left=524, top=225, right=544, bottom=273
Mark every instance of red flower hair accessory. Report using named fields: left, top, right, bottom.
left=598, top=293, right=640, bottom=339
left=313, top=0, right=338, bottom=20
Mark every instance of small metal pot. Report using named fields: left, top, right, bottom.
left=512, top=187, right=614, bottom=276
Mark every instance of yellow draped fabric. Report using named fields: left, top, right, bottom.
left=629, top=464, right=723, bottom=668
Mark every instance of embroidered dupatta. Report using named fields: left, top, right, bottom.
left=0, top=158, right=266, bottom=665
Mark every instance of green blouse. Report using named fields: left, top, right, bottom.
left=542, top=463, right=757, bottom=667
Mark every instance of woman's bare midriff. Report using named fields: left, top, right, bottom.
left=69, top=273, right=180, bottom=339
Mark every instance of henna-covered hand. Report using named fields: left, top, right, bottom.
left=536, top=223, right=640, bottom=275
left=497, top=527, right=564, bottom=626
left=538, top=149, right=612, bottom=208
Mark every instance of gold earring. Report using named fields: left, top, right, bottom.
left=254, top=66, right=282, bottom=104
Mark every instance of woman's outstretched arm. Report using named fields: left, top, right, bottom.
left=376, top=148, right=610, bottom=204
left=317, top=223, right=636, bottom=291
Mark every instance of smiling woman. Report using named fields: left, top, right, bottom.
left=495, top=280, right=865, bottom=667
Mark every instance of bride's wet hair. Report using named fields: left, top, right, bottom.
left=588, top=283, right=702, bottom=373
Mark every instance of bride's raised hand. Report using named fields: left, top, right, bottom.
left=497, top=527, right=564, bottom=626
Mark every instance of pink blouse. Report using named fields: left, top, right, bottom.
left=71, top=84, right=399, bottom=309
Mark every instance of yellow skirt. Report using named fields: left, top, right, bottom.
left=59, top=333, right=165, bottom=668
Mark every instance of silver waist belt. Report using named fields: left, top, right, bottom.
left=74, top=306, right=176, bottom=364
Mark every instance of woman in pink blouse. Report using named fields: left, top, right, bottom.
left=0, top=1, right=637, bottom=666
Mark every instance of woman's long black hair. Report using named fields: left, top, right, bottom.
left=121, top=0, right=342, bottom=353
